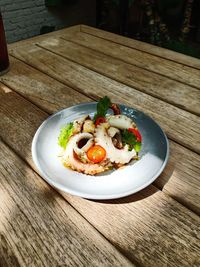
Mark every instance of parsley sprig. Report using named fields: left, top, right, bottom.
left=93, top=96, right=111, bottom=122
left=122, top=129, right=141, bottom=152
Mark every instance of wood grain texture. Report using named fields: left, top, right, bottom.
left=0, top=83, right=199, bottom=235
left=155, top=141, right=200, bottom=215
left=60, top=31, right=200, bottom=90
left=8, top=25, right=80, bottom=50
left=63, top=191, right=200, bottom=267
left=0, top=141, right=134, bottom=267
left=38, top=35, right=200, bottom=116
left=1, top=26, right=199, bottom=267
left=8, top=44, right=200, bottom=154
left=1, top=56, right=90, bottom=113
left=0, top=86, right=200, bottom=267
left=81, top=25, right=200, bottom=70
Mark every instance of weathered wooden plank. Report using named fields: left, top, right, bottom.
left=155, top=142, right=200, bottom=215
left=37, top=36, right=200, bottom=116
left=0, top=140, right=134, bottom=267
left=1, top=56, right=90, bottom=113
left=8, top=45, right=200, bottom=153
left=60, top=30, right=200, bottom=89
left=8, top=25, right=80, bottom=50
left=1, top=53, right=200, bottom=215
left=81, top=25, right=200, bottom=70
left=0, top=85, right=199, bottom=266
left=0, top=26, right=200, bottom=266
left=0, top=81, right=200, bottom=214
left=63, top=191, right=200, bottom=267
left=0, top=87, right=199, bottom=267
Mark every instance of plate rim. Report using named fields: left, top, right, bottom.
left=32, top=102, right=169, bottom=199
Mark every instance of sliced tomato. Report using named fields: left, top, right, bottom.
left=95, top=116, right=106, bottom=126
left=87, top=145, right=106, bottom=163
left=128, top=128, right=142, bottom=142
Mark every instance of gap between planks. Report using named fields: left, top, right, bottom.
left=59, top=34, right=200, bottom=92
left=0, top=56, right=199, bottom=160
left=0, top=87, right=199, bottom=267
left=0, top=81, right=199, bottom=215
left=37, top=39, right=200, bottom=117
left=0, top=138, right=135, bottom=267
left=80, top=25, right=200, bottom=71
left=7, top=50, right=200, bottom=155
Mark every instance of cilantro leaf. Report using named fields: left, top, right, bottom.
left=93, top=96, right=111, bottom=122
left=58, top=122, right=74, bottom=149
left=122, top=129, right=141, bottom=152
left=122, top=129, right=137, bottom=150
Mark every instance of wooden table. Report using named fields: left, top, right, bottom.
left=0, top=25, right=200, bottom=267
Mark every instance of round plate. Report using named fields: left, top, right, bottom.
left=32, top=102, right=169, bottom=199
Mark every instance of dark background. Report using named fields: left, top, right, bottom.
left=95, top=0, right=200, bottom=58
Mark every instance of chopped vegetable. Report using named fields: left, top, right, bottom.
left=134, top=142, right=141, bottom=153
left=58, top=96, right=142, bottom=175
left=122, top=129, right=141, bottom=152
left=95, top=116, right=106, bottom=126
left=110, top=103, right=121, bottom=115
left=58, top=122, right=74, bottom=149
left=93, top=96, right=111, bottom=122
left=122, top=129, right=137, bottom=150
left=87, top=145, right=106, bottom=163
left=128, top=128, right=142, bottom=142
left=83, top=119, right=95, bottom=133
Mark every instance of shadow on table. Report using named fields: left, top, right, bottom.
left=93, top=185, right=158, bottom=204
left=153, top=160, right=175, bottom=190
left=91, top=159, right=175, bottom=204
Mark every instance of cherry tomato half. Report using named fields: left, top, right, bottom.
left=87, top=145, right=106, bottom=163
left=95, top=116, right=106, bottom=126
left=128, top=128, right=142, bottom=142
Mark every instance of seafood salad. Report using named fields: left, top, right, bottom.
left=58, top=97, right=142, bottom=175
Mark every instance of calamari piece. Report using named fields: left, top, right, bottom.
left=73, top=132, right=94, bottom=157
left=73, top=115, right=89, bottom=134
left=107, top=127, right=120, bottom=138
left=95, top=123, right=136, bottom=164
left=107, top=115, right=136, bottom=129
left=110, top=103, right=121, bottom=115
left=63, top=133, right=107, bottom=175
left=83, top=119, right=95, bottom=133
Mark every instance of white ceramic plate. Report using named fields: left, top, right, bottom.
left=32, top=102, right=169, bottom=199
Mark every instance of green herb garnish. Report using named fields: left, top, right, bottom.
left=122, top=129, right=141, bottom=152
left=134, top=142, right=141, bottom=153
left=93, top=96, right=111, bottom=122
left=58, top=122, right=74, bottom=149
left=122, top=129, right=137, bottom=150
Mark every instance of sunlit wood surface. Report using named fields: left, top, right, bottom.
left=0, top=25, right=200, bottom=267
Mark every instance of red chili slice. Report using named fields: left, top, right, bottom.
left=128, top=128, right=142, bottom=142
left=95, top=116, right=106, bottom=126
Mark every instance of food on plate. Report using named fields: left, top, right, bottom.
left=58, top=96, right=142, bottom=175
